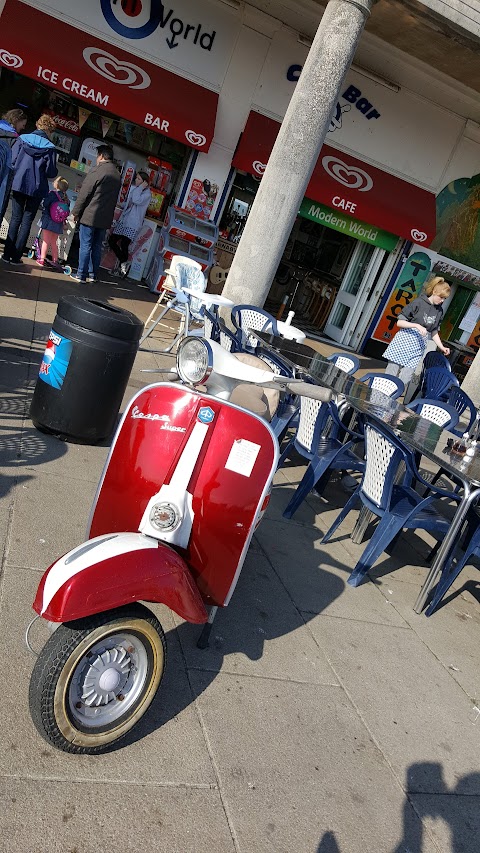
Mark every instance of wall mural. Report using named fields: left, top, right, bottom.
left=432, top=173, right=480, bottom=269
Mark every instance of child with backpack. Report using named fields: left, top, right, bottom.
left=37, top=176, right=70, bottom=268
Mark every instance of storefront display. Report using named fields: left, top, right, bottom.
left=128, top=221, right=159, bottom=282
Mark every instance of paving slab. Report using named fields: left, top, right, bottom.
left=306, top=614, right=480, bottom=794
left=191, top=671, right=440, bottom=853
left=6, top=472, right=98, bottom=569
left=256, top=516, right=408, bottom=628
left=0, top=567, right=217, bottom=787
left=373, top=575, right=480, bottom=701
left=408, top=791, right=480, bottom=853
left=0, top=777, right=234, bottom=853
left=19, top=428, right=109, bottom=484
left=174, top=550, right=339, bottom=686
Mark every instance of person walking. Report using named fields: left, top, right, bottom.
left=1, top=113, right=57, bottom=266
left=36, top=176, right=70, bottom=270
left=108, top=170, right=151, bottom=277
left=383, top=276, right=451, bottom=385
left=71, top=144, right=121, bottom=283
left=0, top=108, right=28, bottom=225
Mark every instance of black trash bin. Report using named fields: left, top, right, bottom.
left=30, top=296, right=143, bottom=443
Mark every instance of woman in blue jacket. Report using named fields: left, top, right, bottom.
left=1, top=114, right=57, bottom=266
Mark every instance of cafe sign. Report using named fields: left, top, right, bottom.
left=299, top=199, right=398, bottom=252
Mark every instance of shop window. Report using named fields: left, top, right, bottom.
left=219, top=173, right=257, bottom=242
left=328, top=302, right=350, bottom=330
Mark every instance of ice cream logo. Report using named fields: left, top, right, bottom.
left=185, top=130, right=207, bottom=147
left=322, top=156, right=374, bottom=192
left=39, top=331, right=73, bottom=390
left=83, top=47, right=150, bottom=90
left=101, top=1, right=217, bottom=52
left=0, top=49, right=23, bottom=69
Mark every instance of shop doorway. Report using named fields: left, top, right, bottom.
left=323, top=244, right=389, bottom=345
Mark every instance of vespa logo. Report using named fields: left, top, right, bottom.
left=131, top=406, right=186, bottom=431
left=198, top=406, right=215, bottom=424
left=0, top=48, right=23, bottom=69
left=322, top=156, right=374, bottom=193
left=101, top=0, right=217, bottom=52
left=83, top=47, right=150, bottom=90
left=132, top=406, right=169, bottom=422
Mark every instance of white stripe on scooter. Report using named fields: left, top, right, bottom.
left=41, top=533, right=158, bottom=615
left=139, top=419, right=210, bottom=548
left=170, top=420, right=209, bottom=490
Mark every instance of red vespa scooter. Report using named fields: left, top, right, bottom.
left=28, top=337, right=331, bottom=753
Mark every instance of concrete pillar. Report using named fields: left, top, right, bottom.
left=461, top=350, right=480, bottom=407
left=221, top=0, right=377, bottom=310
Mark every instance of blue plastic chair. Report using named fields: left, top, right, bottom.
left=321, top=417, right=460, bottom=587
left=326, top=352, right=360, bottom=375
left=423, top=351, right=451, bottom=372
left=405, top=398, right=460, bottom=431
left=200, top=305, right=220, bottom=342
left=280, top=396, right=365, bottom=519
left=425, top=512, right=480, bottom=616
left=446, top=386, right=477, bottom=438
left=255, top=348, right=298, bottom=440
left=218, top=317, right=243, bottom=353
left=255, top=347, right=293, bottom=377
left=359, top=372, right=405, bottom=400
left=421, top=367, right=458, bottom=401
left=231, top=305, right=279, bottom=350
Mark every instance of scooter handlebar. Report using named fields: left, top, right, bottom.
left=281, top=381, right=333, bottom=403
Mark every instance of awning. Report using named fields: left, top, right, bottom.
left=232, top=111, right=437, bottom=246
left=0, top=0, right=218, bottom=153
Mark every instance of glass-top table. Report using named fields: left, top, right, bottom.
left=251, top=330, right=480, bottom=613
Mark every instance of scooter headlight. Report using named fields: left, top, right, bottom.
left=149, top=502, right=182, bottom=533
left=176, top=337, right=213, bottom=386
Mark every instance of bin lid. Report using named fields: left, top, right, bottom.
left=57, top=297, right=143, bottom=342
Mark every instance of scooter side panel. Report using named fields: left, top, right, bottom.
left=89, top=385, right=204, bottom=538
left=33, top=533, right=207, bottom=624
left=89, top=384, right=277, bottom=607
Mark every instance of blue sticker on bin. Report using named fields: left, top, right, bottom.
left=38, top=330, right=73, bottom=389
left=198, top=406, right=215, bottom=424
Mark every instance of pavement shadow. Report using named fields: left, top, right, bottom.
left=115, top=485, right=347, bottom=751
left=394, top=763, right=480, bottom=853
left=315, top=765, right=480, bottom=852
left=317, top=831, right=341, bottom=852
left=430, top=577, right=480, bottom=612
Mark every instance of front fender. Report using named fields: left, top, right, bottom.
left=33, top=533, right=207, bottom=624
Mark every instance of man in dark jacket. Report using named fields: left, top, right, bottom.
left=1, top=113, right=57, bottom=266
left=72, top=144, right=121, bottom=283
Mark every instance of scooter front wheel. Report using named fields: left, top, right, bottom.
left=29, top=603, right=166, bottom=754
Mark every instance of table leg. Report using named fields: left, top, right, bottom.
left=413, top=485, right=480, bottom=613
left=351, top=507, right=372, bottom=544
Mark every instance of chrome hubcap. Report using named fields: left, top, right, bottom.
left=68, top=632, right=149, bottom=729
left=83, top=647, right=132, bottom=705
